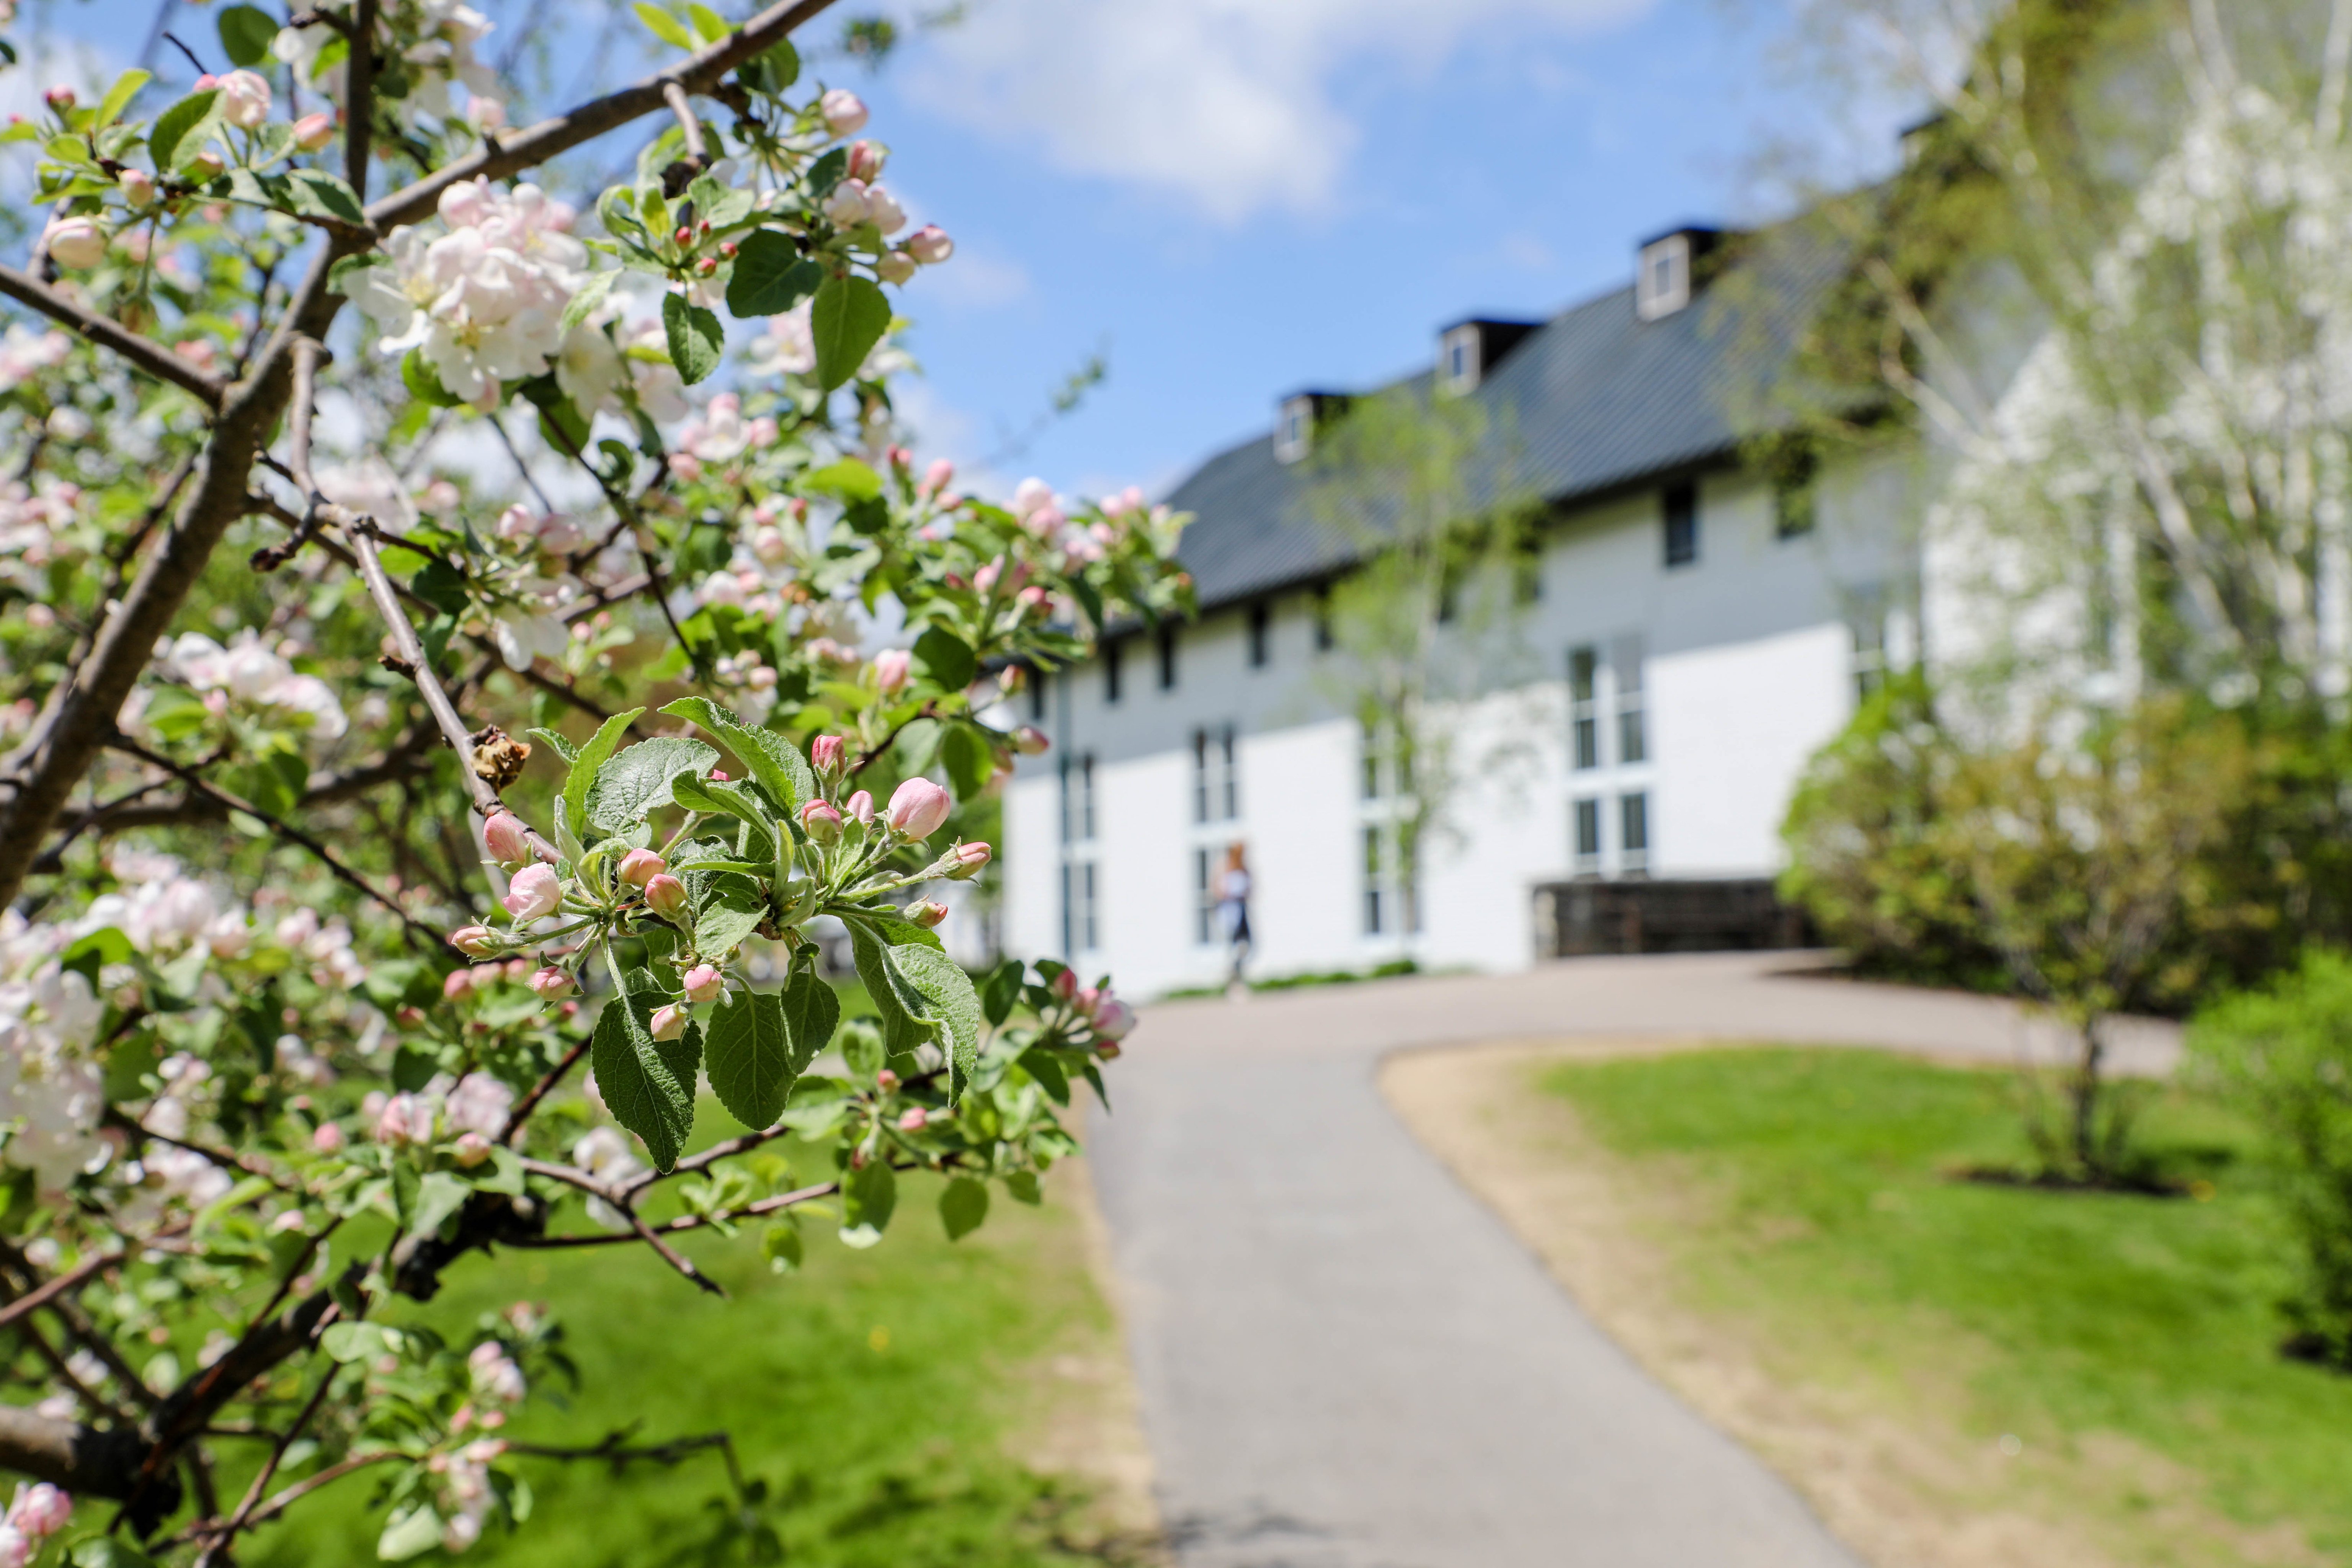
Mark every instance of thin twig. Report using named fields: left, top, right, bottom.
left=0, top=266, right=228, bottom=407
left=499, top=1038, right=591, bottom=1144
left=515, top=1179, right=842, bottom=1248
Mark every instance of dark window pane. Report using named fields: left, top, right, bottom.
left=1663, top=482, right=1698, bottom=567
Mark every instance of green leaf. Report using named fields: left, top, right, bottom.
left=376, top=1504, right=444, bottom=1562
left=762, top=1221, right=804, bottom=1271
left=684, top=0, right=731, bottom=41
left=525, top=726, right=579, bottom=766
left=913, top=626, right=977, bottom=693
left=148, top=89, right=222, bottom=173
left=285, top=168, right=367, bottom=224
left=981, top=957, right=1024, bottom=1029
left=724, top=230, right=822, bottom=318
left=69, top=1538, right=156, bottom=1568
left=217, top=5, right=278, bottom=65
left=564, top=707, right=646, bottom=841
left=849, top=919, right=984, bottom=1102
left=400, top=347, right=462, bottom=409
left=707, top=967, right=833, bottom=1130
left=61, top=926, right=130, bottom=995
left=802, top=457, right=881, bottom=502
left=410, top=1171, right=471, bottom=1238
left=690, top=871, right=767, bottom=959
left=840, top=1159, right=895, bottom=1247
left=662, top=291, right=724, bottom=386
left=409, top=558, right=470, bottom=617
left=632, top=2, right=695, bottom=49
left=591, top=967, right=701, bottom=1171
left=810, top=273, right=891, bottom=392
left=322, top=1321, right=405, bottom=1363
left=1006, top=1170, right=1041, bottom=1206
left=559, top=268, right=618, bottom=336
left=939, top=1177, right=989, bottom=1241
left=940, top=725, right=993, bottom=802
left=660, top=696, right=817, bottom=812
left=741, top=39, right=799, bottom=94
left=94, top=69, right=152, bottom=129
left=584, top=735, right=719, bottom=835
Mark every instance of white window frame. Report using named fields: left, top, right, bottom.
left=1636, top=234, right=1692, bottom=321
left=1274, top=396, right=1315, bottom=464
left=1438, top=324, right=1482, bottom=396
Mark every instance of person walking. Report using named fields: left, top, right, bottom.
left=1217, top=842, right=1253, bottom=992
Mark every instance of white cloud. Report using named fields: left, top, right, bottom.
left=906, top=0, right=1656, bottom=222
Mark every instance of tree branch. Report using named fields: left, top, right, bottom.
left=0, top=265, right=229, bottom=408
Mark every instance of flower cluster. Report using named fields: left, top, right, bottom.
left=151, top=630, right=348, bottom=745
left=0, top=1482, right=73, bottom=1567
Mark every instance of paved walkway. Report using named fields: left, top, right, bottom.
left=1085, top=953, right=2182, bottom=1568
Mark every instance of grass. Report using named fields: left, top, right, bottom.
left=1161, top=957, right=1420, bottom=1001
left=1539, top=1047, right=2352, bottom=1564
left=250, top=1130, right=1136, bottom=1568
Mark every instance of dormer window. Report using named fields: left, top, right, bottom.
left=1439, top=325, right=1480, bottom=395
left=1637, top=234, right=1692, bottom=321
left=1275, top=395, right=1315, bottom=464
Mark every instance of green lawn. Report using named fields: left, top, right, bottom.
left=1541, top=1048, right=2352, bottom=1564
left=250, top=1144, right=1133, bottom=1568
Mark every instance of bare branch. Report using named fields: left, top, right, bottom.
left=0, top=265, right=229, bottom=408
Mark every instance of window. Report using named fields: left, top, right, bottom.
left=1362, top=826, right=1384, bottom=935
left=1619, top=792, right=1650, bottom=874
left=1613, top=634, right=1646, bottom=765
left=1103, top=638, right=1123, bottom=704
left=1079, top=861, right=1099, bottom=951
left=1158, top=626, right=1179, bottom=690
left=1663, top=482, right=1698, bottom=568
left=1248, top=602, right=1271, bottom=668
left=1058, top=858, right=1099, bottom=956
left=1314, top=585, right=1335, bottom=652
left=1195, top=848, right=1215, bottom=945
left=1636, top=233, right=1692, bottom=320
left=1274, top=395, right=1315, bottom=464
left=1573, top=798, right=1601, bottom=874
left=1062, top=753, right=1096, bottom=843
left=1853, top=613, right=1888, bottom=700
left=1438, top=323, right=1481, bottom=395
left=1569, top=646, right=1600, bottom=770
left=1028, top=667, right=1046, bottom=723
left=1361, top=722, right=1381, bottom=800
left=1080, top=754, right=1096, bottom=840
left=1192, top=727, right=1238, bottom=823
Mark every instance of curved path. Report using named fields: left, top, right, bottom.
left=1084, top=953, right=2180, bottom=1568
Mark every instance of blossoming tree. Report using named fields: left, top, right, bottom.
left=0, top=1, right=1186, bottom=1559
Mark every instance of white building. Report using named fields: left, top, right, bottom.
left=1004, top=221, right=1926, bottom=999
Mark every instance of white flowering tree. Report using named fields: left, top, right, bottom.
left=0, top=2, right=1187, bottom=1560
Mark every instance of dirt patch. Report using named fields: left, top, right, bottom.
left=1003, top=1103, right=1166, bottom=1564
left=1378, top=1039, right=2323, bottom=1568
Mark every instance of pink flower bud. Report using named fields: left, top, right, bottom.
left=1074, top=986, right=1101, bottom=1020
left=847, top=139, right=887, bottom=181
left=620, top=850, right=666, bottom=887
left=537, top=514, right=585, bottom=553
left=443, top=969, right=475, bottom=1000
left=42, top=85, right=74, bottom=113
left=452, top=1132, right=494, bottom=1168
left=374, top=1093, right=421, bottom=1145
left=10, top=1481, right=72, bottom=1539
left=1092, top=996, right=1137, bottom=1041
left=41, top=216, right=105, bottom=271
left=217, top=69, right=273, bottom=131
left=650, top=1003, right=689, bottom=1041
left=752, top=524, right=791, bottom=564
left=682, top=964, right=725, bottom=1003
left=863, top=186, right=906, bottom=235
left=1013, top=726, right=1050, bottom=756
left=450, top=925, right=498, bottom=958
left=845, top=790, right=875, bottom=827
left=944, top=841, right=991, bottom=880
left=897, top=1106, right=929, bottom=1132
left=1051, top=968, right=1078, bottom=1002
left=921, top=458, right=954, bottom=497
left=906, top=225, right=954, bottom=265
left=312, top=1122, right=346, bottom=1153
left=876, top=1068, right=900, bottom=1091
left=820, top=88, right=869, bottom=136
left=822, top=178, right=871, bottom=227
left=528, top=967, right=575, bottom=999
left=189, top=150, right=225, bottom=178
left=495, top=502, right=537, bottom=541
left=875, top=250, right=916, bottom=285
left=293, top=110, right=335, bottom=151
left=117, top=168, right=155, bottom=207
left=872, top=648, right=911, bottom=694
left=483, top=811, right=532, bottom=868
left=885, top=777, right=952, bottom=840
left=811, top=733, right=846, bottom=774
left=801, top=799, right=843, bottom=844
left=501, top=863, right=562, bottom=921
left=644, top=874, right=688, bottom=920
left=906, top=900, right=949, bottom=929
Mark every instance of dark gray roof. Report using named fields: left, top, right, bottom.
left=1166, top=221, right=1848, bottom=613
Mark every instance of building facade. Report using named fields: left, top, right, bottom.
left=1003, top=222, right=1926, bottom=999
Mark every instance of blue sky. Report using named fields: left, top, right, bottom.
left=23, top=0, right=1913, bottom=501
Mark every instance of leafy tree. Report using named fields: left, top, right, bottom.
left=0, top=4, right=1184, bottom=1560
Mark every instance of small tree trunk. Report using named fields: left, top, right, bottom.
left=2072, top=1014, right=2107, bottom=1178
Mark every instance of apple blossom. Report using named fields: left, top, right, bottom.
left=650, top=1003, right=688, bottom=1041
left=483, top=811, right=531, bottom=867
left=943, top=841, right=991, bottom=880
left=863, top=186, right=907, bottom=235
left=450, top=924, right=498, bottom=957
left=682, top=965, right=725, bottom=1003
left=876, top=250, right=916, bottom=285
left=443, top=969, right=475, bottom=1000
left=529, top=967, right=574, bottom=999
left=117, top=168, right=155, bottom=207
left=41, top=85, right=73, bottom=113
left=293, top=110, right=335, bottom=150
left=453, top=1132, right=494, bottom=1167
left=820, top=88, right=868, bottom=136
left=897, top=1107, right=929, bottom=1132
left=1013, top=726, right=1051, bottom=755
left=886, top=777, right=952, bottom=840
left=10, top=1483, right=72, bottom=1539
left=501, top=863, right=562, bottom=920
left=847, top=139, right=887, bottom=181
left=619, top=849, right=666, bottom=887
left=811, top=733, right=845, bottom=774
left=907, top=900, right=948, bottom=929
left=1092, top=996, right=1137, bottom=1041
left=644, top=874, right=688, bottom=920
left=873, top=648, right=911, bottom=694
left=802, top=799, right=843, bottom=843
left=906, top=225, right=954, bottom=265
left=41, top=217, right=104, bottom=271
left=845, top=790, right=875, bottom=826
left=312, top=1122, right=346, bottom=1153
left=217, top=69, right=272, bottom=129
left=1052, top=968, right=1078, bottom=1002
left=822, top=178, right=871, bottom=227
